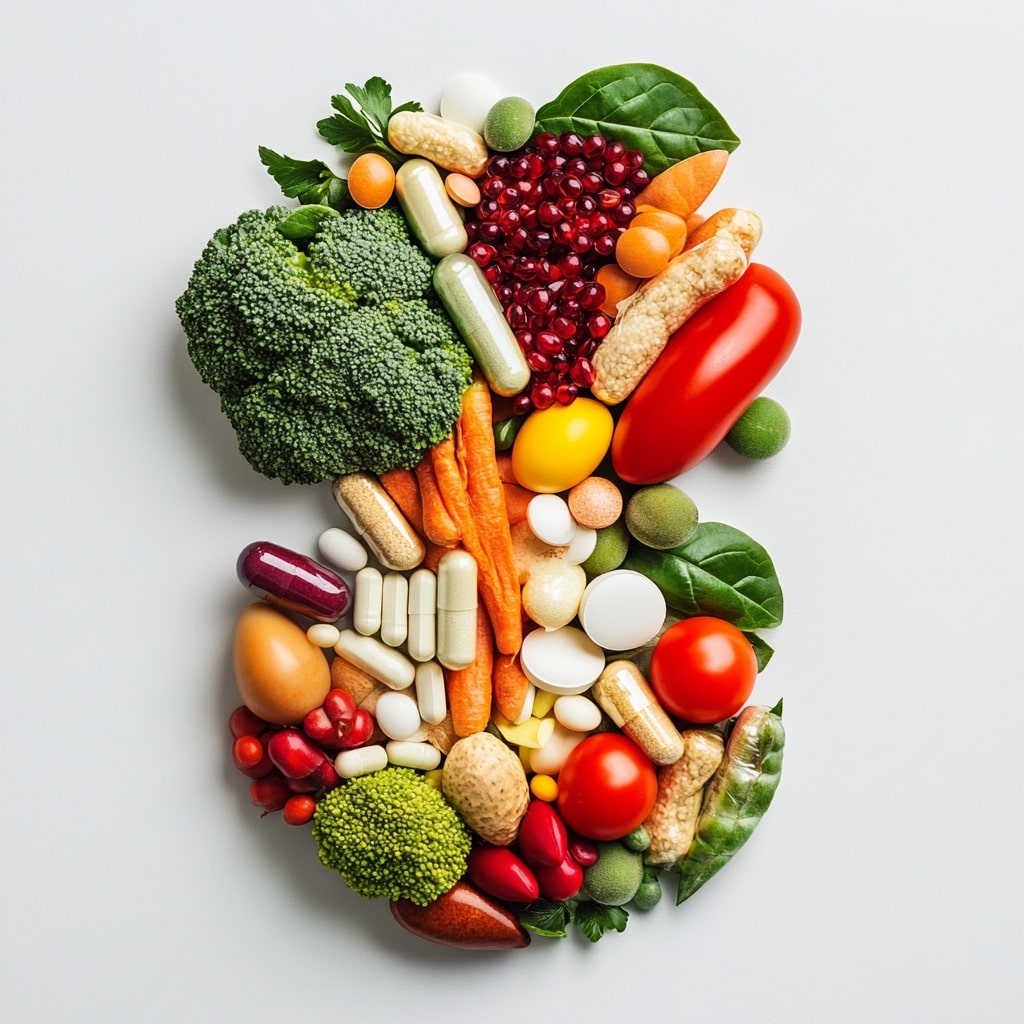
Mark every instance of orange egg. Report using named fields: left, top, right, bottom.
left=630, top=208, right=687, bottom=256
left=233, top=603, right=331, bottom=725
left=615, top=225, right=672, bottom=279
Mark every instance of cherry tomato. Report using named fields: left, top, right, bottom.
left=611, top=263, right=801, bottom=484
left=556, top=733, right=657, bottom=841
left=649, top=616, right=757, bottom=724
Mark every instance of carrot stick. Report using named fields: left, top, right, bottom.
left=378, top=467, right=425, bottom=539
left=446, top=605, right=494, bottom=737
left=455, top=375, right=524, bottom=655
left=493, top=653, right=531, bottom=722
left=415, top=454, right=460, bottom=547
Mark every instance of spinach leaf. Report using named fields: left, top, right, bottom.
left=623, top=521, right=783, bottom=631
left=257, top=147, right=349, bottom=208
left=535, top=63, right=740, bottom=175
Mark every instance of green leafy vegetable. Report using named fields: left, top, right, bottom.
left=623, top=521, right=783, bottom=631
left=518, top=898, right=629, bottom=943
left=746, top=632, right=775, bottom=672
left=535, top=63, right=740, bottom=175
left=257, top=147, right=348, bottom=208
left=276, top=204, right=340, bottom=242
left=317, top=76, right=422, bottom=165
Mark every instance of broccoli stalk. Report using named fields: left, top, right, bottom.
left=312, top=768, right=471, bottom=906
left=175, top=204, right=474, bottom=484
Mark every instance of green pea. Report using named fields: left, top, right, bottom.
left=672, top=701, right=785, bottom=904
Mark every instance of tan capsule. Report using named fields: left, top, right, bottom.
left=435, top=549, right=478, bottom=670
left=591, top=660, right=685, bottom=765
left=331, top=472, right=425, bottom=572
left=387, top=110, right=490, bottom=176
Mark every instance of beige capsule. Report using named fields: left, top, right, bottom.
left=591, top=660, right=684, bottom=765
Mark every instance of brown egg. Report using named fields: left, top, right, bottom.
left=567, top=476, right=623, bottom=530
left=232, top=603, right=331, bottom=725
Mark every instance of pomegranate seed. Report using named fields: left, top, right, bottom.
left=558, top=176, right=583, bottom=199
left=483, top=264, right=502, bottom=285
left=604, top=161, right=629, bottom=186
left=569, top=232, right=592, bottom=254
left=629, top=169, right=651, bottom=191
left=487, top=154, right=511, bottom=176
left=510, top=155, right=532, bottom=179
left=535, top=331, right=563, bottom=356
left=527, top=350, right=552, bottom=373
left=597, top=188, right=622, bottom=209
left=580, top=282, right=606, bottom=311
left=558, top=253, right=583, bottom=278
left=526, top=288, right=552, bottom=314
left=537, top=202, right=561, bottom=227
left=587, top=313, right=612, bottom=339
left=592, top=235, right=616, bottom=258
left=610, top=201, right=636, bottom=224
left=604, top=141, right=625, bottom=162
left=555, top=382, right=578, bottom=404
left=534, top=132, right=560, bottom=155
left=569, top=357, right=596, bottom=387
left=498, top=186, right=520, bottom=207
left=512, top=393, right=534, bottom=415
left=531, top=381, right=556, bottom=409
left=551, top=316, right=577, bottom=339
left=483, top=177, right=506, bottom=199
left=582, top=135, right=606, bottom=158
left=559, top=132, right=584, bottom=155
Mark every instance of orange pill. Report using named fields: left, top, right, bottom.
left=347, top=153, right=397, bottom=209
left=445, top=172, right=482, bottom=207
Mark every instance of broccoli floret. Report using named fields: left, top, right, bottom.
left=312, top=768, right=471, bottom=905
left=175, top=205, right=473, bottom=484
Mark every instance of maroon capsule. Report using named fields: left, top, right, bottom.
left=237, top=541, right=351, bottom=623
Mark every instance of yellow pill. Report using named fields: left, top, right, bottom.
left=530, top=774, right=559, bottom=802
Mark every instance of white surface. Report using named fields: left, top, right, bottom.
left=2, top=2, right=1020, bottom=1021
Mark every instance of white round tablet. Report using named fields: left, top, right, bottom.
left=527, top=493, right=577, bottom=547
left=578, top=570, right=667, bottom=651
left=566, top=525, right=597, bottom=566
left=439, top=73, right=504, bottom=135
left=520, top=626, right=606, bottom=696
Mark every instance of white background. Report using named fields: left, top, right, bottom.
left=2, top=2, right=1020, bottom=1021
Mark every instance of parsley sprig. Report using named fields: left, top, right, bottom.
left=258, top=77, right=421, bottom=208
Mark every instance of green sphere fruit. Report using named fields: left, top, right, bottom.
left=580, top=519, right=630, bottom=577
left=582, top=842, right=645, bottom=907
left=725, top=396, right=792, bottom=460
left=483, top=96, right=536, bottom=153
left=624, top=484, right=699, bottom=550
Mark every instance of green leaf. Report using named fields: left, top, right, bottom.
left=316, top=78, right=422, bottom=163
left=276, top=204, right=340, bottom=241
left=535, top=63, right=739, bottom=175
left=623, top=521, right=783, bottom=631
left=258, top=147, right=336, bottom=199
left=518, top=899, right=571, bottom=938
left=573, top=902, right=629, bottom=942
left=745, top=632, right=775, bottom=672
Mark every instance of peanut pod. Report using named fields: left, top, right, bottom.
left=671, top=701, right=785, bottom=904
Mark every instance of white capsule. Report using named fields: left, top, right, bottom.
left=386, top=740, right=442, bottom=771
left=380, top=572, right=409, bottom=648
left=352, top=566, right=383, bottom=636
left=436, top=549, right=478, bottom=670
left=406, top=568, right=437, bottom=662
left=317, top=527, right=368, bottom=573
left=333, top=629, right=415, bottom=690
left=375, top=690, right=422, bottom=740
left=414, top=660, right=447, bottom=725
left=334, top=744, right=388, bottom=779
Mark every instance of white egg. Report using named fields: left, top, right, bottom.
left=374, top=691, right=422, bottom=740
left=439, top=73, right=504, bottom=134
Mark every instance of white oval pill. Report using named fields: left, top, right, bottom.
left=578, top=570, right=667, bottom=651
left=317, top=527, right=368, bottom=572
left=352, top=567, right=383, bottom=636
left=414, top=661, right=447, bottom=725
left=520, top=625, right=605, bottom=696
left=306, top=622, right=341, bottom=648
left=527, top=493, right=577, bottom=547
left=566, top=525, right=597, bottom=566
left=374, top=690, right=422, bottom=740
left=386, top=740, right=441, bottom=771
left=334, top=744, right=388, bottom=779
left=553, top=694, right=603, bottom=733
left=439, top=72, right=504, bottom=135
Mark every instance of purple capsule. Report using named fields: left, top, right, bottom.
left=236, top=541, right=351, bottom=623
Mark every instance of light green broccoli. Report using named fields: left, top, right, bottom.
left=312, top=768, right=471, bottom=905
left=175, top=204, right=474, bottom=484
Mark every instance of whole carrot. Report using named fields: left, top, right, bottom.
left=455, top=375, right=524, bottom=655
left=447, top=605, right=494, bottom=737
left=415, top=454, right=460, bottom=547
left=493, top=653, right=531, bottom=722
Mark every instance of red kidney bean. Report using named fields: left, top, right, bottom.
left=266, top=730, right=339, bottom=787
left=237, top=541, right=352, bottom=623
left=467, top=846, right=540, bottom=903
left=517, top=800, right=569, bottom=869
left=567, top=834, right=599, bottom=867
left=533, top=855, right=584, bottom=901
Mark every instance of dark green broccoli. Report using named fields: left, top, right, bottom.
left=312, top=768, right=471, bottom=905
left=175, top=204, right=473, bottom=484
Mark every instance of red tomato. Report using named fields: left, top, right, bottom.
left=611, top=263, right=801, bottom=484
left=556, top=733, right=657, bottom=841
left=649, top=617, right=757, bottom=724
